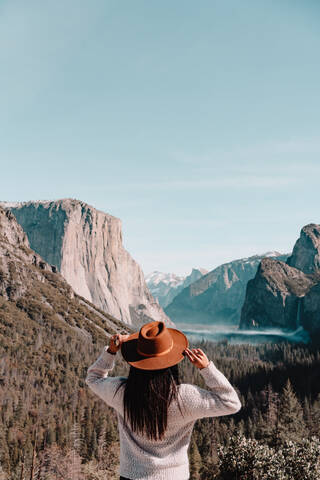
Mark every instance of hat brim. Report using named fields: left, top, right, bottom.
left=121, top=328, right=189, bottom=370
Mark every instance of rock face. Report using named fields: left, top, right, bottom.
left=146, top=268, right=208, bottom=308
left=1, top=199, right=171, bottom=326
left=165, top=252, right=288, bottom=325
left=287, top=224, right=320, bottom=274
left=239, top=258, right=316, bottom=330
left=0, top=205, right=131, bottom=346
left=0, top=208, right=56, bottom=301
left=302, top=283, right=320, bottom=336
left=0, top=208, right=29, bottom=248
left=240, top=224, right=320, bottom=337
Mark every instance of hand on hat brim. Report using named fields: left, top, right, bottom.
left=184, top=348, right=209, bottom=370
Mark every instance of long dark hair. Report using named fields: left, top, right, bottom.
left=116, top=363, right=183, bottom=440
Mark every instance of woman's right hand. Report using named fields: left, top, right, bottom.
left=108, top=333, right=130, bottom=354
left=184, top=348, right=210, bottom=370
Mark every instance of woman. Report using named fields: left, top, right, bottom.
left=85, top=320, right=241, bottom=480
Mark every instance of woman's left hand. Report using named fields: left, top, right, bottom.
left=108, top=333, right=130, bottom=354
left=184, top=347, right=210, bottom=370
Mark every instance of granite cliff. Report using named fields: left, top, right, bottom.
left=239, top=258, right=316, bottom=330
left=0, top=205, right=130, bottom=342
left=240, top=224, right=320, bottom=337
left=287, top=224, right=320, bottom=274
left=302, top=283, right=320, bottom=335
left=1, top=199, right=171, bottom=326
left=165, top=252, right=288, bottom=325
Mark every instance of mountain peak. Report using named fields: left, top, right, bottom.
left=191, top=267, right=208, bottom=275
left=262, top=250, right=283, bottom=257
left=287, top=223, right=320, bottom=274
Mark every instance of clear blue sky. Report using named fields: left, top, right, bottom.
left=1, top=0, right=319, bottom=275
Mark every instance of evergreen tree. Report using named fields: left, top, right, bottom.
left=274, top=379, right=307, bottom=446
left=189, top=437, right=202, bottom=480
left=309, top=393, right=320, bottom=437
left=257, top=383, right=279, bottom=444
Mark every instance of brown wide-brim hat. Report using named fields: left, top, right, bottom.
left=121, top=320, right=189, bottom=370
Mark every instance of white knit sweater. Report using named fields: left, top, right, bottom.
left=85, top=347, right=241, bottom=480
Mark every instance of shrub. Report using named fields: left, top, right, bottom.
left=216, top=435, right=320, bottom=480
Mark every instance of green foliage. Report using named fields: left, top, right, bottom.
left=1, top=280, right=320, bottom=478
left=1, top=215, right=319, bottom=478
left=274, top=379, right=307, bottom=446
left=280, top=437, right=320, bottom=480
left=216, top=435, right=320, bottom=480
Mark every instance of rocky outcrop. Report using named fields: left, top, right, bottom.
left=165, top=252, right=288, bottom=325
left=0, top=205, right=132, bottom=346
left=0, top=207, right=57, bottom=301
left=240, top=224, right=320, bottom=337
left=0, top=208, right=29, bottom=248
left=146, top=268, right=208, bottom=308
left=239, top=258, right=316, bottom=330
left=287, top=224, right=320, bottom=274
left=301, top=283, right=320, bottom=336
left=1, top=199, right=171, bottom=326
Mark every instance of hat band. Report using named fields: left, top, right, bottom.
left=137, top=339, right=173, bottom=357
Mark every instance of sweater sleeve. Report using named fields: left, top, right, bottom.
left=183, top=360, right=241, bottom=421
left=85, top=346, right=124, bottom=411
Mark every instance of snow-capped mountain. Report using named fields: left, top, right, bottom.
left=146, top=268, right=208, bottom=308
left=146, top=271, right=185, bottom=288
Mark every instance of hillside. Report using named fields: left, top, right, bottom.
left=1, top=208, right=320, bottom=479
left=0, top=205, right=133, bottom=477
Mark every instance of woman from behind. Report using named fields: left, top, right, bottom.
left=85, top=321, right=241, bottom=480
